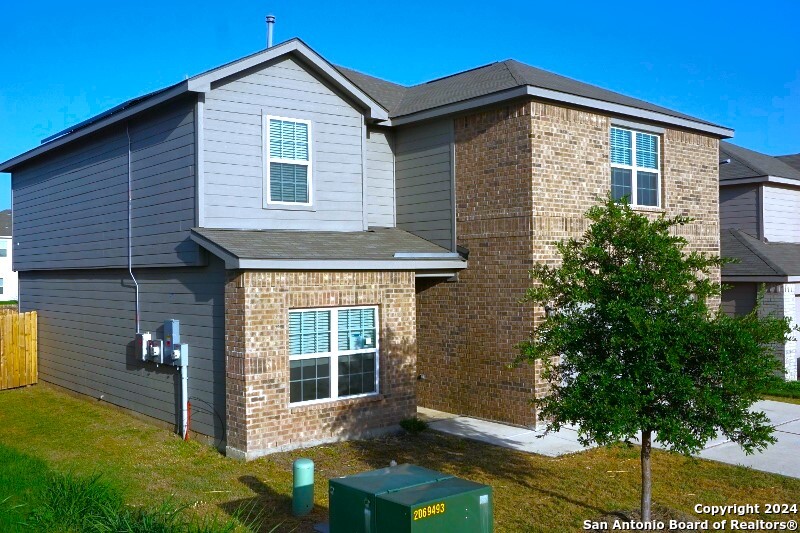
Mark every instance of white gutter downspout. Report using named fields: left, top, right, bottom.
left=126, top=125, right=140, bottom=333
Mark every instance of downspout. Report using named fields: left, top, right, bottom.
left=126, top=124, right=140, bottom=333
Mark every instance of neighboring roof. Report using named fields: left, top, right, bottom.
left=0, top=209, right=10, bottom=236
left=720, top=142, right=800, bottom=184
left=722, top=229, right=800, bottom=280
left=777, top=153, right=800, bottom=172
left=1, top=38, right=733, bottom=173
left=190, top=227, right=466, bottom=271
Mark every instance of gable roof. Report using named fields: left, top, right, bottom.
left=722, top=229, right=800, bottom=280
left=0, top=209, right=10, bottom=236
left=1, top=38, right=733, bottom=173
left=0, top=39, right=387, bottom=173
left=777, top=153, right=800, bottom=172
left=719, top=142, right=800, bottom=184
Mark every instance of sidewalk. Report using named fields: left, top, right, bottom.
left=418, top=400, right=800, bottom=478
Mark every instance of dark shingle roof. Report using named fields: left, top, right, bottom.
left=722, top=229, right=800, bottom=278
left=0, top=209, right=10, bottom=236
left=720, top=142, right=800, bottom=182
left=777, top=154, right=800, bottom=172
left=191, top=227, right=453, bottom=261
left=336, top=59, right=724, bottom=127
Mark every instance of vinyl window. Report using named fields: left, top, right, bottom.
left=288, top=306, right=378, bottom=405
left=0, top=240, right=7, bottom=258
left=610, top=127, right=660, bottom=207
left=264, top=116, right=312, bottom=206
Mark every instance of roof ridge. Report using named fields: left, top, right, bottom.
left=412, top=61, right=503, bottom=87
left=729, top=229, right=784, bottom=276
left=502, top=59, right=524, bottom=86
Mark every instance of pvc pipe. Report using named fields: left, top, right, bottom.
left=181, top=363, right=189, bottom=439
left=292, top=458, right=314, bottom=516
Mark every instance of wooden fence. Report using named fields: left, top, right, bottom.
left=0, top=311, right=38, bottom=390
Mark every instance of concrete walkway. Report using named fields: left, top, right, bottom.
left=418, top=400, right=800, bottom=479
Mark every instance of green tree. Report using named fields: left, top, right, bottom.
left=517, top=198, right=790, bottom=521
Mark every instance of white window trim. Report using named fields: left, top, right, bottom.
left=263, top=114, right=313, bottom=207
left=288, top=305, right=380, bottom=407
left=610, top=127, right=661, bottom=208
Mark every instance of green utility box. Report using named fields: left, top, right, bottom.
left=329, top=464, right=492, bottom=533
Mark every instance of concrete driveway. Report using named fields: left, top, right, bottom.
left=419, top=399, right=800, bottom=479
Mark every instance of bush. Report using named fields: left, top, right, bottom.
left=399, top=417, right=428, bottom=435
left=760, top=376, right=800, bottom=399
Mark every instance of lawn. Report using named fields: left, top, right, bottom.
left=1, top=385, right=799, bottom=532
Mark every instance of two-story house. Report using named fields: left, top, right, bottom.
left=0, top=209, right=17, bottom=301
left=720, top=141, right=800, bottom=381
left=0, top=38, right=732, bottom=459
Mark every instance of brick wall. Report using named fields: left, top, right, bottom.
left=225, top=271, right=416, bottom=460
left=416, top=102, right=538, bottom=426
left=416, top=99, right=721, bottom=427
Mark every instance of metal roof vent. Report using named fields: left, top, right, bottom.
left=266, top=14, right=276, bottom=48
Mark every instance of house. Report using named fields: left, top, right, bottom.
left=719, top=142, right=800, bottom=380
left=0, top=38, right=731, bottom=459
left=0, top=209, right=18, bottom=302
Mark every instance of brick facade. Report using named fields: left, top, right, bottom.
left=416, top=99, right=721, bottom=427
left=225, top=271, right=417, bottom=460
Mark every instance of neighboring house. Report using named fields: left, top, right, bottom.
left=0, top=209, right=18, bottom=301
left=0, top=38, right=731, bottom=459
left=719, top=142, right=800, bottom=381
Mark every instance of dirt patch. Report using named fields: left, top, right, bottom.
left=593, top=505, right=704, bottom=532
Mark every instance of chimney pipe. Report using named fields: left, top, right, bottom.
left=266, top=14, right=276, bottom=48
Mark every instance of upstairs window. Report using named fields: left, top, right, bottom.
left=288, top=306, right=378, bottom=405
left=265, top=116, right=312, bottom=205
left=0, top=240, right=6, bottom=257
left=610, top=127, right=660, bottom=207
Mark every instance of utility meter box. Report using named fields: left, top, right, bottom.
left=164, top=319, right=180, bottom=360
left=135, top=332, right=151, bottom=362
left=329, top=464, right=492, bottom=533
left=147, top=338, right=165, bottom=364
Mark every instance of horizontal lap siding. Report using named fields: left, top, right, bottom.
left=19, top=257, right=226, bottom=441
left=721, top=282, right=757, bottom=317
left=395, top=120, right=453, bottom=249
left=13, top=98, right=199, bottom=270
left=720, top=184, right=759, bottom=236
left=763, top=185, right=800, bottom=243
left=203, top=56, right=365, bottom=231
left=365, top=127, right=395, bottom=227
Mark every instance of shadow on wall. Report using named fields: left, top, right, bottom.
left=318, top=325, right=418, bottom=440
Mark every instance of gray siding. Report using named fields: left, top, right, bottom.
left=203, top=56, right=366, bottom=231
left=13, top=97, right=199, bottom=270
left=365, top=127, right=395, bottom=227
left=719, top=184, right=759, bottom=236
left=395, top=119, right=454, bottom=249
left=19, top=257, right=226, bottom=442
left=763, top=185, right=800, bottom=243
left=721, top=282, right=757, bottom=317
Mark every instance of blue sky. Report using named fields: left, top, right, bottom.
left=1, top=0, right=798, bottom=210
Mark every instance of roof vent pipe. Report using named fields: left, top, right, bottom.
left=266, top=15, right=276, bottom=48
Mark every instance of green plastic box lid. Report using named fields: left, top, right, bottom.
left=330, top=464, right=454, bottom=495
left=376, top=477, right=491, bottom=507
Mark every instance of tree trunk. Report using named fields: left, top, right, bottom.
left=641, top=429, right=652, bottom=522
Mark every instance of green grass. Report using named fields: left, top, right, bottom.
left=0, top=385, right=799, bottom=532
